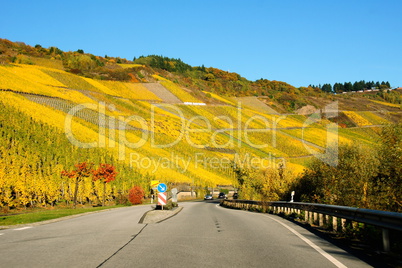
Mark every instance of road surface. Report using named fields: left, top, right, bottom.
left=0, top=201, right=372, bottom=267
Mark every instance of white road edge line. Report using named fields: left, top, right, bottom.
left=266, top=215, right=347, bottom=268
left=14, top=227, right=33, bottom=231
left=217, top=203, right=347, bottom=267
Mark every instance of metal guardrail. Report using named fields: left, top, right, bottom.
left=221, top=199, right=402, bottom=252
left=272, top=201, right=402, bottom=232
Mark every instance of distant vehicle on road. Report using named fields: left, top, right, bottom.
left=204, top=194, right=213, bottom=200
left=218, top=192, right=227, bottom=199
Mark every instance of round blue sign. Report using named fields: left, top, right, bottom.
left=157, top=183, right=167, bottom=193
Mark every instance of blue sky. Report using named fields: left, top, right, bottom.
left=1, top=0, right=401, bottom=88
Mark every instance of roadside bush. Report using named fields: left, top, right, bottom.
left=156, top=201, right=178, bottom=210
left=115, top=194, right=131, bottom=206
left=128, top=186, right=144, bottom=205
left=163, top=201, right=178, bottom=210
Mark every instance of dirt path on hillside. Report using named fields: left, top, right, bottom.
left=143, top=83, right=182, bottom=103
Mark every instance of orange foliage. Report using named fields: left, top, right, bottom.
left=128, top=186, right=144, bottom=205
left=207, top=67, right=240, bottom=81
left=128, top=73, right=140, bottom=83
left=92, top=164, right=117, bottom=183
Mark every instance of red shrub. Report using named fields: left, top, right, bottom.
left=128, top=186, right=144, bottom=205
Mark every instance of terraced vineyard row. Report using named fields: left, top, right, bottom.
left=24, top=94, right=138, bottom=130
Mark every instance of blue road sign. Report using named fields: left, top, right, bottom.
left=157, top=183, right=167, bottom=193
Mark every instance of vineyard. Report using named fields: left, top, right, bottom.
left=0, top=39, right=401, bottom=211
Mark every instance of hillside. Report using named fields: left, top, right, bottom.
left=0, top=38, right=401, bottom=210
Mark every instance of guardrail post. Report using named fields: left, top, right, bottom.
left=341, top=218, right=347, bottom=231
left=309, top=211, right=314, bottom=225
left=313, top=212, right=318, bottom=225
left=382, top=228, right=390, bottom=252
left=319, top=213, right=324, bottom=227
left=332, top=216, right=338, bottom=232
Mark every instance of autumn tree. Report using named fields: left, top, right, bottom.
left=292, top=144, right=379, bottom=207
left=61, top=162, right=93, bottom=208
left=373, top=124, right=402, bottom=212
left=92, top=164, right=117, bottom=206
left=232, top=157, right=293, bottom=201
left=250, top=164, right=293, bottom=202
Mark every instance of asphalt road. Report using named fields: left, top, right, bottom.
left=0, top=201, right=372, bottom=268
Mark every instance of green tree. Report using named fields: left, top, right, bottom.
left=386, top=81, right=391, bottom=88
left=49, top=46, right=63, bottom=55
left=333, top=83, right=344, bottom=93
left=344, top=82, right=353, bottom=92
left=321, top=83, right=332, bottom=93
left=353, top=81, right=364, bottom=91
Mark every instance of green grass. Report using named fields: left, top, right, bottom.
left=0, top=205, right=127, bottom=226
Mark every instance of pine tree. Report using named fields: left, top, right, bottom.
left=321, top=83, right=332, bottom=93
left=344, top=82, right=353, bottom=91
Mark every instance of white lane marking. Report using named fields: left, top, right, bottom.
left=14, top=227, right=33, bottom=231
left=266, top=215, right=347, bottom=268
left=0, top=233, right=4, bottom=235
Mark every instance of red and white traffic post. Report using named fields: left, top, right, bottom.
left=158, top=192, right=167, bottom=210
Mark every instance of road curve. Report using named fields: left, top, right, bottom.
left=103, top=201, right=371, bottom=268
left=0, top=201, right=372, bottom=268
